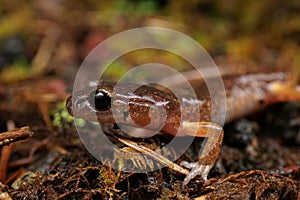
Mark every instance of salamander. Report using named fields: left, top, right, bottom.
left=66, top=66, right=300, bottom=186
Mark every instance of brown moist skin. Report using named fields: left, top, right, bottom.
left=66, top=70, right=297, bottom=136
left=66, top=68, right=300, bottom=186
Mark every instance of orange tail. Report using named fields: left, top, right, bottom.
left=267, top=82, right=300, bottom=103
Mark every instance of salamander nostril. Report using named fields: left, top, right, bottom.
left=89, top=89, right=111, bottom=111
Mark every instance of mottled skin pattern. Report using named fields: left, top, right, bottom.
left=66, top=68, right=300, bottom=186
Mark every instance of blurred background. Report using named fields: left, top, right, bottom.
left=0, top=0, right=299, bottom=85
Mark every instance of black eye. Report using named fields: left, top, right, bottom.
left=89, top=89, right=111, bottom=111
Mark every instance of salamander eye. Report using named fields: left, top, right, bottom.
left=89, top=89, right=111, bottom=111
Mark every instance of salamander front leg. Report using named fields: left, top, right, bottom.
left=180, top=122, right=224, bottom=187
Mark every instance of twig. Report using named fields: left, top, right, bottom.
left=0, top=126, right=32, bottom=146
left=117, top=138, right=189, bottom=175
left=0, top=125, right=32, bottom=182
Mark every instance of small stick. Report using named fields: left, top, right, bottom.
left=117, top=137, right=189, bottom=175
left=0, top=126, right=32, bottom=182
left=0, top=126, right=33, bottom=146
